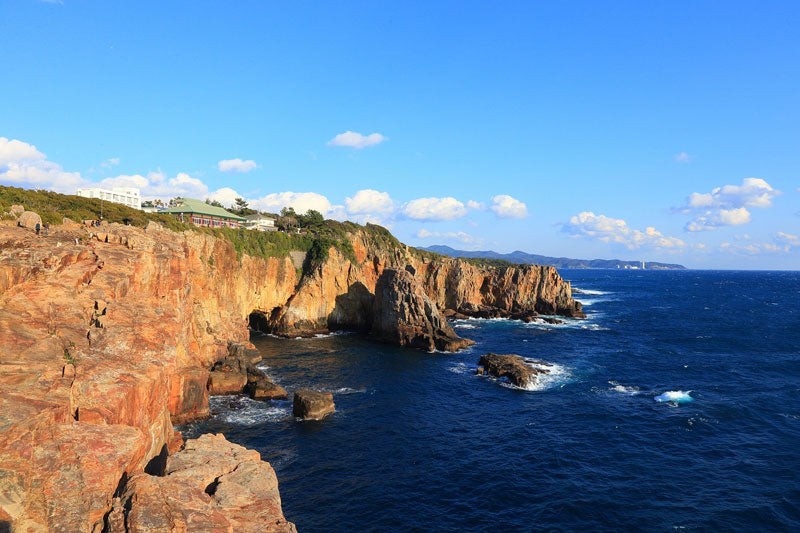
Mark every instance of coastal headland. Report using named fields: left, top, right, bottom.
left=0, top=194, right=581, bottom=531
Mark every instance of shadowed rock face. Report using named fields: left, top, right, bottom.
left=372, top=269, right=474, bottom=352
left=293, top=390, right=335, bottom=420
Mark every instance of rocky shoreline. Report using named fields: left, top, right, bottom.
left=0, top=209, right=582, bottom=531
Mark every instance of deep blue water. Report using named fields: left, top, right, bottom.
left=183, top=270, right=800, bottom=531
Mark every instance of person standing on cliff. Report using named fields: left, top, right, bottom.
left=43, top=222, right=50, bottom=236
left=35, top=222, right=41, bottom=236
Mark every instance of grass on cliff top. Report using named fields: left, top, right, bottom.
left=0, top=185, right=188, bottom=230
left=0, top=185, right=515, bottom=271
left=0, top=185, right=381, bottom=268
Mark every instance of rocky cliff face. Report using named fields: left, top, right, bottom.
left=0, top=217, right=581, bottom=531
left=259, top=229, right=583, bottom=342
left=0, top=222, right=297, bottom=532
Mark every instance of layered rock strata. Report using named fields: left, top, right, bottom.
left=106, top=433, right=296, bottom=532
left=371, top=268, right=473, bottom=351
left=0, top=214, right=581, bottom=530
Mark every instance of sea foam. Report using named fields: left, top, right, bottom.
left=209, top=395, right=291, bottom=425
left=573, top=288, right=610, bottom=295
left=608, top=381, right=641, bottom=395
left=654, top=390, right=693, bottom=404
left=494, top=359, right=570, bottom=392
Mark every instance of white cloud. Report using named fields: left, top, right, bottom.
left=327, top=131, right=386, bottom=149
left=206, top=187, right=242, bottom=207
left=466, top=200, right=485, bottom=210
left=249, top=191, right=333, bottom=215
left=345, top=189, right=394, bottom=215
left=100, top=157, right=120, bottom=170
left=100, top=171, right=210, bottom=200
left=719, top=232, right=800, bottom=254
left=674, top=152, right=692, bottom=163
left=217, top=158, right=258, bottom=173
left=416, top=228, right=475, bottom=244
left=401, top=197, right=467, bottom=221
left=776, top=232, right=800, bottom=249
left=685, top=207, right=751, bottom=232
left=490, top=194, right=528, bottom=219
left=0, top=137, right=84, bottom=192
left=562, top=211, right=686, bottom=250
left=678, top=178, right=780, bottom=231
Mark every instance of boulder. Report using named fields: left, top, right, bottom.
left=10, top=204, right=24, bottom=217
left=478, top=353, right=549, bottom=388
left=247, top=378, right=288, bottom=401
left=208, top=370, right=248, bottom=395
left=18, top=210, right=42, bottom=230
left=107, top=434, right=296, bottom=532
left=293, top=389, right=335, bottom=420
left=371, top=268, right=474, bottom=352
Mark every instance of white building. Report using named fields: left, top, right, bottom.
left=76, top=187, right=141, bottom=210
left=244, top=214, right=277, bottom=231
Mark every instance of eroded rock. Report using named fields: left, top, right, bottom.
left=293, top=389, right=335, bottom=420
left=478, top=353, right=549, bottom=388
left=108, top=433, right=296, bottom=532
left=18, top=210, right=42, bottom=230
left=371, top=268, right=474, bottom=352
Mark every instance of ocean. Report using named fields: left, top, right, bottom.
left=182, top=270, right=800, bottom=531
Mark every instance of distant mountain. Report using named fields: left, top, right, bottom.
left=421, top=245, right=687, bottom=270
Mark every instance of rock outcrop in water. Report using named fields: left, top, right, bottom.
left=293, top=390, right=336, bottom=420
left=0, top=211, right=581, bottom=530
left=371, top=268, right=474, bottom=352
left=478, top=353, right=551, bottom=388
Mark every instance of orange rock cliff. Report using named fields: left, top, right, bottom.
left=0, top=215, right=581, bottom=531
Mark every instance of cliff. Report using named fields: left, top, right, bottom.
left=0, top=213, right=581, bottom=531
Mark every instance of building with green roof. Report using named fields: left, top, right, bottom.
left=162, top=197, right=246, bottom=228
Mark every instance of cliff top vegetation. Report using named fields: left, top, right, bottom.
left=0, top=185, right=452, bottom=268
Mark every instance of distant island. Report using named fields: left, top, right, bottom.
left=422, top=245, right=687, bottom=270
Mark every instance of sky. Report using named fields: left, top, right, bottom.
left=1, top=1, right=799, bottom=269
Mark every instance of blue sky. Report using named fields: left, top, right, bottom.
left=1, top=1, right=798, bottom=269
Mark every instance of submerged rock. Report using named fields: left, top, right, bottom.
left=478, top=353, right=549, bottom=388
left=293, top=389, right=335, bottom=420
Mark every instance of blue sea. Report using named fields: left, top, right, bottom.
left=182, top=270, right=800, bottom=531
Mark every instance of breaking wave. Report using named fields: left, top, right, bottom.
left=491, top=359, right=571, bottom=392
left=573, top=288, right=610, bottom=295
left=608, top=381, right=641, bottom=395
left=209, top=395, right=291, bottom=425
left=655, top=390, right=693, bottom=404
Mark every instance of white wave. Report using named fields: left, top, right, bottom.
left=494, top=359, right=570, bottom=392
left=209, top=396, right=291, bottom=425
left=573, top=297, right=611, bottom=307
left=448, top=362, right=473, bottom=375
left=655, top=390, right=693, bottom=404
left=608, top=381, right=641, bottom=395
left=573, top=288, right=609, bottom=295
left=327, top=387, right=367, bottom=394
left=453, top=323, right=478, bottom=329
